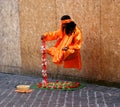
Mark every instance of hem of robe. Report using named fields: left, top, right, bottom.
left=47, top=48, right=82, bottom=69
left=63, top=50, right=82, bottom=70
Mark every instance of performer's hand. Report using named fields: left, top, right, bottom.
left=41, top=35, right=45, bottom=40
left=62, top=46, right=69, bottom=51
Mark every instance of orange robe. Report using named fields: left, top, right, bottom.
left=44, top=26, right=82, bottom=69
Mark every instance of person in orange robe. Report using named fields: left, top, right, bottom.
left=41, top=15, right=82, bottom=69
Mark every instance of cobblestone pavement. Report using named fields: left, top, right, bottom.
left=0, top=73, right=120, bottom=107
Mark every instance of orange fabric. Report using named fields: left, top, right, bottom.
left=44, top=26, right=82, bottom=69
left=61, top=19, right=72, bottom=24
left=64, top=50, right=82, bottom=69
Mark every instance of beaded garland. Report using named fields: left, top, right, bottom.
left=41, top=39, right=48, bottom=86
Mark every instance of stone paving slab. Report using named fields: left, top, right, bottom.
left=0, top=73, right=120, bottom=107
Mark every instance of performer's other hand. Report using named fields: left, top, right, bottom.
left=62, top=46, right=69, bottom=51
left=41, top=35, right=45, bottom=40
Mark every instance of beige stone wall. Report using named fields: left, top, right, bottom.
left=100, top=0, right=120, bottom=82
left=0, top=0, right=120, bottom=83
left=18, top=0, right=58, bottom=75
left=0, top=0, right=21, bottom=73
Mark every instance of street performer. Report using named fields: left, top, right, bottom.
left=41, top=15, right=82, bottom=69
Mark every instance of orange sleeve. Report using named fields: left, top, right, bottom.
left=69, top=28, right=82, bottom=50
left=44, top=30, right=60, bottom=41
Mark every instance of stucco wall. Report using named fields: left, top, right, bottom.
left=0, top=0, right=21, bottom=73
left=0, top=0, right=120, bottom=83
left=100, top=0, right=120, bottom=82
left=18, top=0, right=58, bottom=75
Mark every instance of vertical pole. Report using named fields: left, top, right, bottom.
left=41, top=39, right=48, bottom=86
